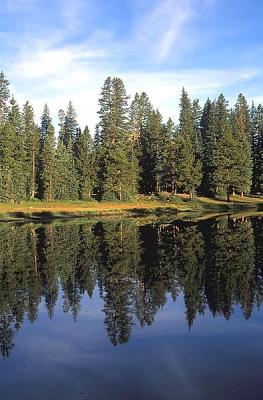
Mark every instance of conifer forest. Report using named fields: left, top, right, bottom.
left=0, top=70, right=262, bottom=203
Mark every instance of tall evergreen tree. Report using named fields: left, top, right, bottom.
left=251, top=103, right=263, bottom=194
left=161, top=118, right=176, bottom=192
left=0, top=71, right=10, bottom=125
left=129, top=92, right=153, bottom=193
left=177, top=88, right=202, bottom=196
left=233, top=94, right=253, bottom=195
left=8, top=97, right=26, bottom=201
left=97, top=77, right=138, bottom=200
left=140, top=109, right=163, bottom=193
left=54, top=140, right=78, bottom=200
left=200, top=99, right=217, bottom=194
left=213, top=125, right=240, bottom=201
left=0, top=121, right=15, bottom=201
left=22, top=101, right=40, bottom=199
left=62, top=101, right=78, bottom=148
left=39, top=105, right=56, bottom=200
left=75, top=126, right=97, bottom=199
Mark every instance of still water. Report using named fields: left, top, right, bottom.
left=0, top=215, right=262, bottom=400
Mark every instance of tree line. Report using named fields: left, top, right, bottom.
left=0, top=71, right=262, bottom=202
left=0, top=216, right=262, bottom=355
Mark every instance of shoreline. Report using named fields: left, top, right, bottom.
left=0, top=195, right=262, bottom=222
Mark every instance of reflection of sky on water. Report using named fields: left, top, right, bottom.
left=0, top=216, right=262, bottom=400
left=1, top=289, right=263, bottom=400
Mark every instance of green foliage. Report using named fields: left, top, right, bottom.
left=39, top=105, right=56, bottom=200
left=251, top=103, right=263, bottom=193
left=233, top=94, right=253, bottom=194
left=212, top=125, right=240, bottom=200
left=0, top=70, right=262, bottom=203
left=75, top=126, right=97, bottom=200
left=22, top=101, right=40, bottom=199
left=54, top=142, right=78, bottom=200
left=0, top=71, right=10, bottom=125
left=97, top=77, right=139, bottom=200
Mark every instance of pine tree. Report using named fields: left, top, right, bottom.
left=213, top=125, right=240, bottom=201
left=129, top=92, right=153, bottom=193
left=208, top=94, right=232, bottom=197
left=140, top=109, right=163, bottom=193
left=200, top=99, right=217, bottom=194
left=215, top=94, right=229, bottom=140
left=0, top=71, right=10, bottom=125
left=177, top=88, right=202, bottom=196
left=97, top=77, right=138, bottom=200
left=22, top=101, right=40, bottom=199
left=9, top=97, right=27, bottom=201
left=192, top=99, right=203, bottom=161
left=233, top=94, right=253, bottom=195
left=39, top=105, right=56, bottom=200
left=75, top=126, right=97, bottom=199
left=251, top=103, right=263, bottom=194
left=0, top=121, right=15, bottom=201
left=54, top=140, right=78, bottom=200
left=40, top=104, right=52, bottom=144
left=161, top=118, right=176, bottom=192
left=63, top=101, right=78, bottom=148
left=175, top=134, right=202, bottom=197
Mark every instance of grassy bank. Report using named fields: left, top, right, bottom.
left=0, top=194, right=262, bottom=221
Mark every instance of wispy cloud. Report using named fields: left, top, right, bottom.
left=133, top=0, right=215, bottom=61
left=2, top=0, right=262, bottom=133
left=10, top=37, right=260, bottom=130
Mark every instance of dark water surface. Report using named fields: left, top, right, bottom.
left=0, top=215, right=263, bottom=400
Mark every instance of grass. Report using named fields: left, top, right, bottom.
left=0, top=194, right=262, bottom=221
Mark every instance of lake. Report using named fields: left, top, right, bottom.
left=0, top=214, right=262, bottom=400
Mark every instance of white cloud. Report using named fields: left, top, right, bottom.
left=3, top=0, right=260, bottom=133
left=132, top=0, right=216, bottom=61
left=9, top=39, right=260, bottom=132
left=136, top=0, right=193, bottom=60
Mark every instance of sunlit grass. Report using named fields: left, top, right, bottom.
left=0, top=194, right=261, bottom=221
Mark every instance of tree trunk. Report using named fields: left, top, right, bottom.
left=31, top=151, right=36, bottom=199
left=227, top=189, right=230, bottom=202
left=241, top=191, right=244, bottom=197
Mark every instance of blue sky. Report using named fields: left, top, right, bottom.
left=1, top=0, right=263, bottom=130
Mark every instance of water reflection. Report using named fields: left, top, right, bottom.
left=0, top=215, right=262, bottom=356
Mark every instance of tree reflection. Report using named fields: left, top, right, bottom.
left=0, top=215, right=261, bottom=356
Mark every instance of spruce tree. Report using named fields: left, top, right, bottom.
left=213, top=125, right=240, bottom=201
left=192, top=99, right=203, bottom=161
left=0, top=71, right=10, bottom=125
left=251, top=104, right=263, bottom=194
left=177, top=88, right=202, bottom=196
left=161, top=118, right=176, bottom=192
left=9, top=97, right=27, bottom=201
left=200, top=99, right=217, bottom=194
left=39, top=105, right=56, bottom=200
left=233, top=94, right=253, bottom=195
left=140, top=109, right=163, bottom=193
left=97, top=77, right=138, bottom=200
left=63, top=101, right=78, bottom=148
left=129, top=92, right=153, bottom=193
left=209, top=94, right=232, bottom=197
left=75, top=126, right=97, bottom=200
left=174, top=134, right=202, bottom=197
left=54, top=140, right=78, bottom=200
left=22, top=101, right=40, bottom=199
left=0, top=121, right=15, bottom=202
